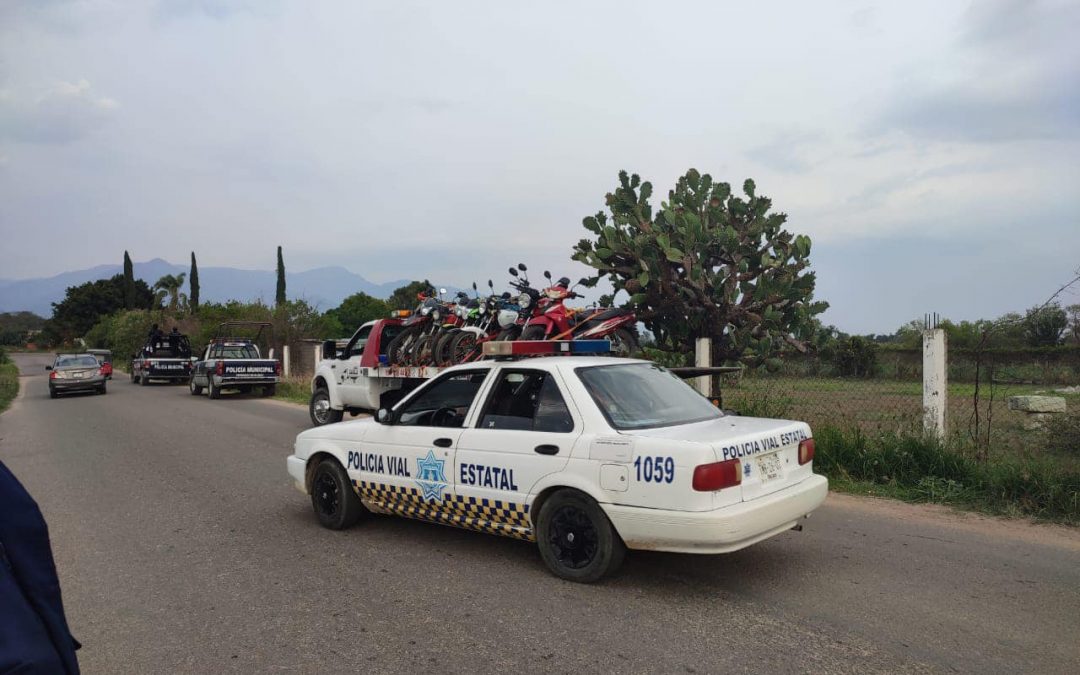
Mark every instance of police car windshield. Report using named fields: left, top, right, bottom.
left=577, top=363, right=722, bottom=430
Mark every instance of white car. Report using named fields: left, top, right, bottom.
left=287, top=352, right=828, bottom=582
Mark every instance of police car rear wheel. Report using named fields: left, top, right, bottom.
left=311, top=459, right=364, bottom=529
left=189, top=377, right=203, bottom=396
left=208, top=381, right=221, bottom=399
left=537, top=490, right=625, bottom=583
left=310, top=387, right=343, bottom=426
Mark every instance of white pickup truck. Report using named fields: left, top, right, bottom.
left=308, top=319, right=423, bottom=426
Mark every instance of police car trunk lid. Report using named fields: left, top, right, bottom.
left=622, top=416, right=812, bottom=500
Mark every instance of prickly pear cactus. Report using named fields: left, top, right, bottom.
left=572, top=169, right=828, bottom=365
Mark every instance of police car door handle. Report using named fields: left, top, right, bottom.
left=433, top=438, right=453, bottom=448
left=534, top=444, right=559, bottom=455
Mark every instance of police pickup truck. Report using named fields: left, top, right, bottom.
left=131, top=331, right=192, bottom=385
left=308, top=318, right=412, bottom=426
left=189, top=322, right=281, bottom=399
left=287, top=340, right=828, bottom=583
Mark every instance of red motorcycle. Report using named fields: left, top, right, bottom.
left=519, top=271, right=640, bottom=357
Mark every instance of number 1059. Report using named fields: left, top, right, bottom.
left=633, top=456, right=675, bottom=483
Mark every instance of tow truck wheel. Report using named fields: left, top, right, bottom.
left=189, top=377, right=203, bottom=396
left=310, top=387, right=343, bottom=426
left=311, top=458, right=365, bottom=529
left=208, top=381, right=221, bottom=399
left=536, top=489, right=625, bottom=583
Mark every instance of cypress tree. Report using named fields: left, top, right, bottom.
left=275, top=246, right=286, bottom=307
left=123, top=251, right=134, bottom=309
left=189, top=252, right=200, bottom=314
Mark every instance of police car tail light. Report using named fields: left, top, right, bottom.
left=692, top=459, right=742, bottom=491
left=798, top=438, right=815, bottom=465
left=215, top=360, right=224, bottom=376
left=143, top=360, right=152, bottom=369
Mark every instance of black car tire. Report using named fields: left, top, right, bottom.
left=97, top=384, right=107, bottom=395
left=536, top=489, right=626, bottom=583
left=130, top=369, right=137, bottom=383
left=49, top=388, right=58, bottom=399
left=189, top=377, right=203, bottom=396
left=208, top=380, right=221, bottom=399
left=261, top=385, right=276, bottom=397
left=311, top=459, right=365, bottom=530
left=310, top=387, right=344, bottom=426
left=140, top=373, right=149, bottom=386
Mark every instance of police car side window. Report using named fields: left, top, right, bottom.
left=397, top=371, right=488, bottom=428
left=479, top=371, right=574, bottom=433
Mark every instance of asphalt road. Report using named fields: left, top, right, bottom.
left=2, top=352, right=1078, bottom=674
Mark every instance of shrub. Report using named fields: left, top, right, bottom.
left=1042, top=413, right=1080, bottom=457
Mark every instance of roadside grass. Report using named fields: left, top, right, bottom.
left=0, top=362, right=17, bottom=413
left=274, top=376, right=310, bottom=406
left=814, top=424, right=1080, bottom=525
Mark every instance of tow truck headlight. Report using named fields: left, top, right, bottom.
left=518, top=292, right=531, bottom=309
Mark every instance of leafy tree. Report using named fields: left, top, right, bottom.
left=47, top=274, right=152, bottom=341
left=822, top=335, right=879, bottom=377
left=0, top=312, right=46, bottom=346
left=153, top=273, right=188, bottom=311
left=190, top=252, right=200, bottom=314
left=275, top=246, right=286, bottom=307
left=1023, top=304, right=1068, bottom=347
left=1065, top=304, right=1080, bottom=345
left=123, top=250, right=135, bottom=309
left=572, top=169, right=827, bottom=365
left=387, top=280, right=434, bottom=311
left=326, top=292, right=389, bottom=332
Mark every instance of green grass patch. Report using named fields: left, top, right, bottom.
left=273, top=377, right=310, bottom=406
left=815, top=425, right=1080, bottom=525
left=0, top=362, right=18, bottom=414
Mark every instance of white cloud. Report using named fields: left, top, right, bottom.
left=0, top=79, right=118, bottom=144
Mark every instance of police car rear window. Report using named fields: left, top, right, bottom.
left=577, top=363, right=721, bottom=430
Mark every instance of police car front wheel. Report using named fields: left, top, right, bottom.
left=311, top=459, right=365, bottom=530
left=536, top=489, right=625, bottom=583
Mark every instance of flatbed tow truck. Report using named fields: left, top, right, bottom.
left=307, top=318, right=736, bottom=427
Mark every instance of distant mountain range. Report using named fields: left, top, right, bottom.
left=0, top=258, right=412, bottom=317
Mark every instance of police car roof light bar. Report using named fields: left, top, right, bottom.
left=482, top=339, right=611, bottom=358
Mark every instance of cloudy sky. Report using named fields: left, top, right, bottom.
left=1, top=0, right=1077, bottom=333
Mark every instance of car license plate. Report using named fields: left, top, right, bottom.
left=756, top=452, right=783, bottom=483
left=73, top=372, right=84, bottom=379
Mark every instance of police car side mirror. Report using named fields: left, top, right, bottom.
left=322, top=339, right=338, bottom=360
left=376, top=408, right=394, bottom=425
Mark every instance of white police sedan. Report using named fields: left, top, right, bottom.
left=287, top=343, right=828, bottom=583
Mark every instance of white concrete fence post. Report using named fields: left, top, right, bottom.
left=283, top=345, right=291, bottom=378
left=694, top=337, right=712, bottom=397
left=922, top=328, right=947, bottom=438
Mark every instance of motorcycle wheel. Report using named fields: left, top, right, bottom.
left=434, top=329, right=460, bottom=366
left=608, top=327, right=640, bottom=357
left=386, top=326, right=419, bottom=366
left=496, top=326, right=521, bottom=341
left=449, top=331, right=480, bottom=365
left=521, top=325, right=548, bottom=341
left=414, top=334, right=437, bottom=366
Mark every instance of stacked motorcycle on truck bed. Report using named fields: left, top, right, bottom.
left=308, top=263, right=642, bottom=426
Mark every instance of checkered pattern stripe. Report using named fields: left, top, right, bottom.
left=353, top=480, right=535, bottom=542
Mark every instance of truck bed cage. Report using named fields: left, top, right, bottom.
left=210, top=321, right=274, bottom=346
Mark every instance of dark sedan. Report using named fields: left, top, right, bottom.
left=47, top=353, right=107, bottom=398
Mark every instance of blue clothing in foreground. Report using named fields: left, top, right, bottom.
left=0, top=460, right=80, bottom=674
